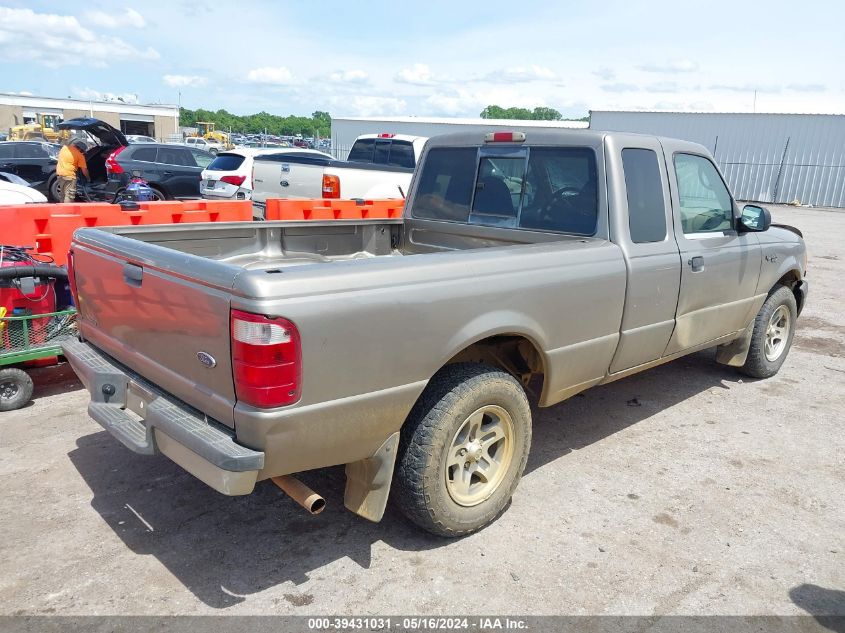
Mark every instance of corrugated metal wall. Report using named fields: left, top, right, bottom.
left=590, top=111, right=845, bottom=208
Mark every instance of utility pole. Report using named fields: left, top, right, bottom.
left=753, top=90, right=757, bottom=113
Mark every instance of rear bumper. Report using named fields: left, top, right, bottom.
left=199, top=183, right=251, bottom=200
left=62, top=338, right=264, bottom=495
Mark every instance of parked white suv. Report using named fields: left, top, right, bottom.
left=184, top=137, right=224, bottom=155
left=200, top=147, right=333, bottom=202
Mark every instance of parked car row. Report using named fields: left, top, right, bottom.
left=0, top=119, right=216, bottom=203
left=0, top=120, right=420, bottom=207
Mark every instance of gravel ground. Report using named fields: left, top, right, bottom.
left=0, top=204, right=842, bottom=618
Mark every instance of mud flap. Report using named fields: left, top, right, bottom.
left=716, top=319, right=755, bottom=367
left=344, top=431, right=400, bottom=522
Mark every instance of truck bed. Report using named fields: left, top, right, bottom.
left=85, top=219, right=406, bottom=272
left=70, top=219, right=624, bottom=441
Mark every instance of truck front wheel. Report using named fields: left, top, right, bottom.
left=393, top=363, right=532, bottom=537
left=740, top=284, right=798, bottom=379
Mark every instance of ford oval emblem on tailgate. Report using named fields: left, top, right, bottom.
left=197, top=351, right=217, bottom=368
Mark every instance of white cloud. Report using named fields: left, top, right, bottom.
left=489, top=65, right=556, bottom=84
left=592, top=67, right=616, bottom=81
left=638, top=59, right=699, bottom=74
left=246, top=66, right=294, bottom=85
left=786, top=83, right=826, bottom=92
left=600, top=82, right=640, bottom=93
left=0, top=7, right=158, bottom=68
left=395, top=63, right=436, bottom=86
left=84, top=8, right=146, bottom=29
left=330, top=96, right=408, bottom=117
left=423, top=87, right=552, bottom=117
left=163, top=74, right=208, bottom=88
left=329, top=69, right=369, bottom=84
left=74, top=88, right=140, bottom=104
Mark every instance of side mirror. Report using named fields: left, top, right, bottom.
left=739, top=204, right=771, bottom=232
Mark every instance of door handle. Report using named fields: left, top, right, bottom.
left=688, top=256, right=705, bottom=273
left=162, top=171, right=173, bottom=175
left=123, top=263, right=143, bottom=287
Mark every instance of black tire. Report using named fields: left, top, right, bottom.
left=740, top=285, right=798, bottom=379
left=393, top=363, right=532, bottom=537
left=0, top=368, right=34, bottom=412
left=149, top=186, right=167, bottom=201
left=48, top=176, right=60, bottom=202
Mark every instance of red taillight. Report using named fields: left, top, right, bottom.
left=220, top=175, right=246, bottom=186
left=322, top=174, right=340, bottom=198
left=231, top=309, right=301, bottom=408
left=377, top=133, right=395, bottom=138
left=67, top=249, right=79, bottom=308
left=484, top=131, right=526, bottom=143
left=105, top=145, right=127, bottom=174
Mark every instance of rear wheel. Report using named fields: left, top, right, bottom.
left=0, top=368, right=34, bottom=412
left=740, top=285, right=797, bottom=378
left=149, top=186, right=167, bottom=201
left=393, top=363, right=532, bottom=537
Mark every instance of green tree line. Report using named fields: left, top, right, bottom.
left=179, top=108, right=332, bottom=137
left=480, top=105, right=589, bottom=122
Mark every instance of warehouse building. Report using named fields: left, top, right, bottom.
left=591, top=110, right=845, bottom=208
left=331, top=116, right=588, bottom=159
left=0, top=93, right=179, bottom=141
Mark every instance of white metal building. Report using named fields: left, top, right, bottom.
left=331, top=116, right=588, bottom=159
left=590, top=110, right=845, bottom=208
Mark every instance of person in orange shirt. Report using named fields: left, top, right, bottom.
left=55, top=140, right=90, bottom=203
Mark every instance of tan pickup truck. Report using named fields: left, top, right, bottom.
left=63, top=129, right=807, bottom=536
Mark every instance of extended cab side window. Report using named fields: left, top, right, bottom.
left=674, top=153, right=734, bottom=235
left=411, top=148, right=477, bottom=222
left=622, top=148, right=667, bottom=243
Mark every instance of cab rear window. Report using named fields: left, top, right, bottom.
left=207, top=154, right=245, bottom=171
left=412, top=146, right=598, bottom=235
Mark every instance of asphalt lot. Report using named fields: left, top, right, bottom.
left=0, top=204, right=842, bottom=618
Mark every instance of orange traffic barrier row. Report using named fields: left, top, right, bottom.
left=1, top=200, right=251, bottom=265
left=264, top=198, right=404, bottom=221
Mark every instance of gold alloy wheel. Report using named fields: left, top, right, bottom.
left=445, top=405, right=515, bottom=507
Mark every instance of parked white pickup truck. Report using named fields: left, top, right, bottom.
left=251, top=133, right=427, bottom=211
left=184, top=137, right=224, bottom=155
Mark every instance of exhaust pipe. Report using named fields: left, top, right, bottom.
left=271, top=475, right=325, bottom=515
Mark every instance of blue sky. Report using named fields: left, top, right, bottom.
left=1, top=0, right=843, bottom=118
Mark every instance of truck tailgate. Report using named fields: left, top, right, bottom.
left=71, top=230, right=241, bottom=428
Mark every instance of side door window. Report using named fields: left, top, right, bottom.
left=673, top=153, right=734, bottom=235
left=131, top=147, right=157, bottom=163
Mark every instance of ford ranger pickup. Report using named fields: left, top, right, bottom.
left=63, top=129, right=808, bottom=536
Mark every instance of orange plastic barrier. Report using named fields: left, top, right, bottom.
left=0, top=200, right=251, bottom=265
left=264, top=198, right=404, bottom=221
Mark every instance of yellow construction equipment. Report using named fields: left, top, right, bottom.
left=8, top=114, right=62, bottom=142
left=193, top=121, right=233, bottom=149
